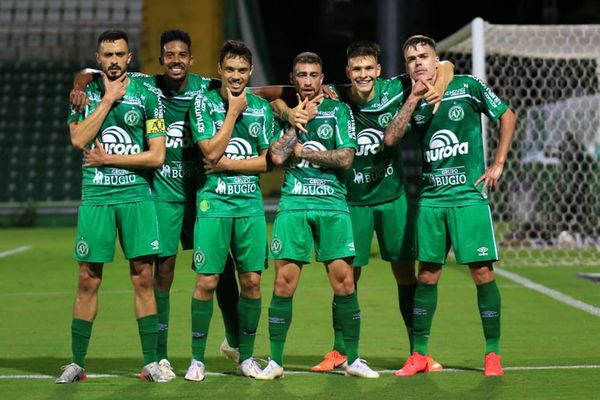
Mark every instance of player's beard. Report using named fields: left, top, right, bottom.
left=106, top=65, right=125, bottom=80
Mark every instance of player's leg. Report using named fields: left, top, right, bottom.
left=215, top=254, right=240, bottom=360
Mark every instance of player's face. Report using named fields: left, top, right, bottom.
left=218, top=55, right=252, bottom=96
left=291, top=62, right=323, bottom=101
left=160, top=40, right=194, bottom=80
left=404, top=43, right=439, bottom=83
left=346, top=56, right=381, bottom=96
left=96, top=39, right=131, bottom=80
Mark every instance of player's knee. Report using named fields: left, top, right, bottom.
left=469, top=263, right=494, bottom=284
left=273, top=276, right=295, bottom=297
left=77, top=270, right=102, bottom=294
left=195, top=274, right=219, bottom=293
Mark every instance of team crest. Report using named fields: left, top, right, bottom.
left=270, top=238, right=282, bottom=254
left=76, top=239, right=89, bottom=257
left=317, top=124, right=334, bottom=140
left=194, top=249, right=206, bottom=267
left=124, top=109, right=141, bottom=126
left=378, top=112, right=393, bottom=127
left=248, top=122, right=261, bottom=138
left=448, top=105, right=464, bottom=121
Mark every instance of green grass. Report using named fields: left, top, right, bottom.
left=1, top=228, right=600, bottom=399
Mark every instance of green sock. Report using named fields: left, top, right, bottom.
left=268, top=294, right=293, bottom=366
left=335, top=293, right=360, bottom=365
left=398, top=284, right=417, bottom=352
left=477, top=280, right=501, bottom=354
left=216, top=262, right=240, bottom=348
left=332, top=296, right=346, bottom=354
left=191, top=298, right=213, bottom=362
left=137, top=315, right=158, bottom=366
left=237, top=296, right=261, bottom=362
left=71, top=319, right=93, bottom=368
left=412, top=282, right=437, bottom=355
left=155, top=290, right=170, bottom=360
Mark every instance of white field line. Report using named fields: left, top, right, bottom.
left=495, top=267, right=600, bottom=317
left=2, top=364, right=600, bottom=379
left=0, top=245, right=31, bottom=258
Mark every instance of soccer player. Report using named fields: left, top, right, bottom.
left=385, top=35, right=516, bottom=377
left=56, top=30, right=168, bottom=383
left=256, top=52, right=379, bottom=380
left=184, top=40, right=273, bottom=381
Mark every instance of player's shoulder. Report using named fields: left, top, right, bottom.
left=321, top=96, right=351, bottom=110
left=381, top=74, right=411, bottom=88
left=246, top=89, right=271, bottom=109
left=187, top=73, right=214, bottom=90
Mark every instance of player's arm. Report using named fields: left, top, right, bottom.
left=251, top=85, right=296, bottom=103
left=204, top=148, right=269, bottom=174
left=83, top=135, right=166, bottom=168
left=69, top=73, right=126, bottom=150
left=270, top=94, right=323, bottom=133
left=198, top=89, right=247, bottom=163
left=269, top=126, right=298, bottom=166
left=475, top=108, right=517, bottom=192
left=384, top=78, right=431, bottom=147
left=69, top=68, right=102, bottom=111
left=424, top=60, right=454, bottom=106
left=295, top=146, right=355, bottom=170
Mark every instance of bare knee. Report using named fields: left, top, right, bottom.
left=274, top=274, right=296, bottom=297
left=469, top=263, right=495, bottom=285
left=239, top=272, right=261, bottom=299
left=194, top=274, right=219, bottom=299
left=417, top=262, right=442, bottom=285
left=77, top=263, right=103, bottom=295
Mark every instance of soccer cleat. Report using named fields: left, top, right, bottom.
left=344, top=358, right=380, bottom=379
left=184, top=359, right=206, bottom=382
left=158, top=359, right=176, bottom=381
left=394, top=352, right=428, bottom=377
left=236, top=358, right=263, bottom=378
left=484, top=352, right=504, bottom=376
left=220, top=338, right=240, bottom=363
left=140, top=361, right=169, bottom=383
left=426, top=355, right=443, bottom=372
left=310, top=350, right=347, bottom=372
left=255, top=359, right=284, bottom=380
left=55, top=363, right=86, bottom=384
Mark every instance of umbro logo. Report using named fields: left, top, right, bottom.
left=477, top=246, right=489, bottom=256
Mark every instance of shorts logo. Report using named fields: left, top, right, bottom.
left=477, top=246, right=489, bottom=256
left=248, top=122, right=261, bottom=138
left=270, top=238, right=282, bottom=255
left=199, top=200, right=210, bottom=212
left=194, top=249, right=206, bottom=267
left=448, top=105, right=464, bottom=121
left=124, top=109, right=141, bottom=126
left=377, top=112, right=393, bottom=127
left=76, top=239, right=89, bottom=257
left=347, top=242, right=355, bottom=252
left=151, top=240, right=160, bottom=250
left=317, top=124, right=334, bottom=140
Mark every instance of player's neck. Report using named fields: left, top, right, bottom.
left=349, top=86, right=375, bottom=105
left=163, top=74, right=189, bottom=94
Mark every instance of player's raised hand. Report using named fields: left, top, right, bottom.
left=83, top=139, right=109, bottom=167
left=102, top=72, right=127, bottom=103
left=288, top=93, right=310, bottom=133
left=69, top=89, right=90, bottom=112
left=305, top=93, right=324, bottom=121
left=475, top=162, right=505, bottom=195
left=423, top=81, right=442, bottom=113
left=227, top=88, right=248, bottom=116
left=320, top=85, right=338, bottom=100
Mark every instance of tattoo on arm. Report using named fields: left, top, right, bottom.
left=299, top=147, right=354, bottom=170
left=384, top=98, right=419, bottom=146
left=270, top=127, right=298, bottom=161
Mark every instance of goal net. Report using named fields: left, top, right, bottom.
left=437, top=18, right=600, bottom=266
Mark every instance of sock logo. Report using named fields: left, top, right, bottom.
left=481, top=310, right=499, bottom=318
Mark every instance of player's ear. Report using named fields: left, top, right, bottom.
left=189, top=54, right=194, bottom=66
left=345, top=65, right=350, bottom=80
left=289, top=72, right=294, bottom=85
left=217, top=62, right=223, bottom=75
left=375, top=63, right=381, bottom=77
left=95, top=52, right=101, bottom=66
left=249, top=65, right=253, bottom=77
left=158, top=55, right=164, bottom=66
left=126, top=52, right=132, bottom=65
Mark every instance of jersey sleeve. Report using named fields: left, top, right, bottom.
left=142, top=83, right=166, bottom=139
left=190, top=94, right=215, bottom=142
left=259, top=102, right=275, bottom=150
left=468, top=76, right=509, bottom=122
left=269, top=118, right=287, bottom=143
left=334, top=102, right=357, bottom=150
left=67, top=83, right=95, bottom=124
left=387, top=74, right=411, bottom=103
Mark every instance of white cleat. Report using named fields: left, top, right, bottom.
left=236, top=358, right=263, bottom=378
left=345, top=358, right=380, bottom=379
left=220, top=338, right=240, bottom=363
left=255, top=359, right=284, bottom=381
left=140, top=361, right=169, bottom=383
left=184, top=359, right=205, bottom=382
left=158, top=359, right=176, bottom=381
left=55, top=363, right=86, bottom=384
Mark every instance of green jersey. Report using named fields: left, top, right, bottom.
left=131, top=73, right=219, bottom=202
left=190, top=88, right=274, bottom=217
left=67, top=73, right=166, bottom=205
left=276, top=97, right=357, bottom=212
left=409, top=75, right=509, bottom=207
left=331, top=76, right=410, bottom=205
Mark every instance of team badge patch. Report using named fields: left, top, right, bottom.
left=270, top=238, right=282, bottom=255
left=448, top=105, right=464, bottom=121
left=76, top=239, right=89, bottom=257
left=377, top=112, right=393, bottom=127
left=317, top=124, right=334, bottom=140
left=124, top=109, right=141, bottom=126
left=199, top=200, right=210, bottom=212
left=248, top=122, right=261, bottom=138
left=194, top=249, right=206, bottom=267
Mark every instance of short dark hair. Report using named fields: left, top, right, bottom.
left=97, top=30, right=129, bottom=49
left=219, top=40, right=252, bottom=65
left=402, top=35, right=437, bottom=53
left=160, top=29, right=192, bottom=55
left=346, top=41, right=380, bottom=61
left=292, top=52, right=322, bottom=68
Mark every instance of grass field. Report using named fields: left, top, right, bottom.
left=1, top=228, right=599, bottom=399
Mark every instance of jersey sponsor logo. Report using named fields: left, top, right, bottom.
left=270, top=237, right=282, bottom=255
left=352, top=162, right=394, bottom=184
left=355, top=128, right=383, bottom=157
left=100, top=126, right=141, bottom=155
left=317, top=124, right=334, bottom=140
left=291, top=177, right=334, bottom=195
left=76, top=239, right=89, bottom=257
left=161, top=160, right=195, bottom=179
left=166, top=121, right=193, bottom=148
left=448, top=105, right=464, bottom=121
left=92, top=168, right=136, bottom=185
left=296, top=141, right=327, bottom=169
left=477, top=246, right=489, bottom=256
left=248, top=122, right=261, bottom=138
left=215, top=176, right=257, bottom=195
left=146, top=118, right=166, bottom=134
left=194, top=248, right=206, bottom=267
left=225, top=138, right=253, bottom=160
left=427, top=166, right=467, bottom=187
left=124, top=109, right=141, bottom=126
left=377, top=112, right=393, bottom=127
left=424, top=129, right=469, bottom=162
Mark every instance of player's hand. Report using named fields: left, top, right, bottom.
left=320, top=85, right=338, bottom=100
left=69, top=89, right=90, bottom=112
left=102, top=72, right=127, bottom=103
left=475, top=162, right=505, bottom=194
left=227, top=88, right=248, bottom=116
left=83, top=139, right=109, bottom=167
left=293, top=140, right=304, bottom=158
left=203, top=155, right=231, bottom=174
left=423, top=82, right=442, bottom=114
left=305, top=93, right=324, bottom=121
left=288, top=94, right=310, bottom=133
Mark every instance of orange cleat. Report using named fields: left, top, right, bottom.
left=394, top=352, right=428, bottom=377
left=484, top=352, right=504, bottom=376
left=310, top=350, right=347, bottom=372
left=426, top=355, right=443, bottom=372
